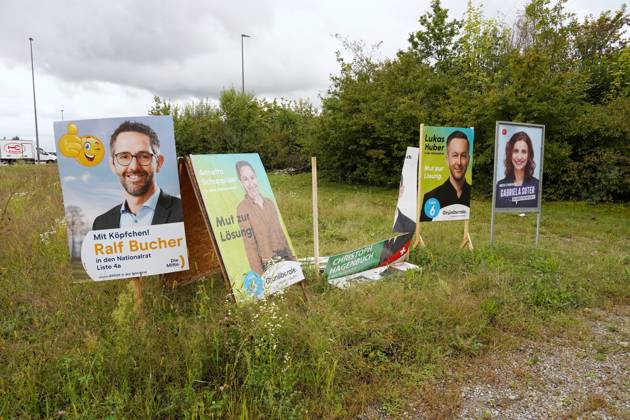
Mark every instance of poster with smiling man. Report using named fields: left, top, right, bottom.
left=54, top=116, right=188, bottom=281
left=419, top=126, right=474, bottom=222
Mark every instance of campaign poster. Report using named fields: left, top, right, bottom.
left=54, top=116, right=188, bottom=281
left=492, top=122, right=545, bottom=212
left=325, top=235, right=410, bottom=281
left=419, top=126, right=474, bottom=222
left=392, top=147, right=418, bottom=235
left=328, top=261, right=419, bottom=289
left=189, top=153, right=304, bottom=302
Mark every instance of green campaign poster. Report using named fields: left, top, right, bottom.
left=189, top=154, right=304, bottom=302
left=325, top=234, right=410, bottom=280
left=419, top=125, right=474, bottom=222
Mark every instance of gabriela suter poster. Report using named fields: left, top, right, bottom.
left=419, top=126, right=474, bottom=222
left=53, top=116, right=188, bottom=281
left=493, top=122, right=545, bottom=211
left=189, top=153, right=304, bottom=302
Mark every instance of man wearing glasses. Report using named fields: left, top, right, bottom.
left=92, top=121, right=183, bottom=230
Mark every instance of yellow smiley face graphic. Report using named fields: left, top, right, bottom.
left=75, top=136, right=105, bottom=167
left=58, top=123, right=105, bottom=167
left=58, top=123, right=82, bottom=157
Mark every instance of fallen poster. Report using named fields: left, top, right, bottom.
left=325, top=235, right=410, bottom=282
left=54, top=116, right=188, bottom=281
left=391, top=146, right=418, bottom=243
left=189, top=153, right=304, bottom=302
left=328, top=261, right=420, bottom=289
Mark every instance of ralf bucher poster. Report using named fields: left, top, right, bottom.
left=54, top=116, right=188, bottom=281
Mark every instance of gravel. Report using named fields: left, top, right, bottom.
left=361, top=306, right=630, bottom=419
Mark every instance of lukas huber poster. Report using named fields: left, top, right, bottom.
left=493, top=122, right=545, bottom=212
left=419, top=126, right=474, bottom=222
left=189, top=153, right=304, bottom=302
left=54, top=116, right=188, bottom=281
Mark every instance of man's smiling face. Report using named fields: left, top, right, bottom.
left=110, top=131, right=163, bottom=197
left=446, top=137, right=469, bottom=183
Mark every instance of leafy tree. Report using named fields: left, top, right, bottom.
left=148, top=91, right=316, bottom=169
left=65, top=206, right=87, bottom=260
left=407, top=0, right=460, bottom=68
left=318, top=0, right=629, bottom=201
left=570, top=7, right=629, bottom=103
left=146, top=0, right=628, bottom=201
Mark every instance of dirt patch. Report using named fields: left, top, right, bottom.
left=364, top=306, right=630, bottom=419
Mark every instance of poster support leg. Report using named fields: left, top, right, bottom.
left=131, top=276, right=144, bottom=318
left=413, top=225, right=426, bottom=248
left=489, top=209, right=495, bottom=244
left=299, top=282, right=309, bottom=302
left=535, top=212, right=541, bottom=246
left=460, top=220, right=474, bottom=251
left=413, top=124, right=425, bottom=249
left=312, top=156, right=319, bottom=283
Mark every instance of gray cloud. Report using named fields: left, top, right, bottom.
left=0, top=0, right=325, bottom=98
left=1, top=0, right=624, bottom=147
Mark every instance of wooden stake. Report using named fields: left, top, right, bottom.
left=413, top=224, right=426, bottom=248
left=130, top=276, right=144, bottom=318
left=311, top=156, right=320, bottom=282
left=299, top=281, right=309, bottom=300
left=413, top=124, right=426, bottom=248
left=459, top=220, right=474, bottom=251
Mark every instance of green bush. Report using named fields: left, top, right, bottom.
left=317, top=1, right=628, bottom=202
left=150, top=90, right=318, bottom=171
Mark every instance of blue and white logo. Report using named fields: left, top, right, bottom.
left=243, top=271, right=264, bottom=298
left=423, top=198, right=441, bottom=219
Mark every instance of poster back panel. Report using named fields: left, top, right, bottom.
left=163, top=157, right=222, bottom=288
left=392, top=147, right=418, bottom=234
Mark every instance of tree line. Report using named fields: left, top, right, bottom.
left=150, top=0, right=629, bottom=202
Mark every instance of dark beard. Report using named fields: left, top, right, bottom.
left=121, top=170, right=154, bottom=197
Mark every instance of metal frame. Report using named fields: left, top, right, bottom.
left=490, top=121, right=546, bottom=245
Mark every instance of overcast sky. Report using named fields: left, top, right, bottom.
left=0, top=0, right=624, bottom=150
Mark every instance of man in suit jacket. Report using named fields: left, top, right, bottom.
left=420, top=130, right=471, bottom=221
left=92, top=121, right=183, bottom=231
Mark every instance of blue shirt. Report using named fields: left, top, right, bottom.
left=119, top=188, right=161, bottom=228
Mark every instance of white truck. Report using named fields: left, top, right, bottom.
left=0, top=139, right=57, bottom=164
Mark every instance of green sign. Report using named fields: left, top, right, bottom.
left=325, top=234, right=411, bottom=280
left=190, top=154, right=304, bottom=302
left=419, top=125, right=474, bottom=222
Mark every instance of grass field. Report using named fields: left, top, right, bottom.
left=1, top=164, right=628, bottom=418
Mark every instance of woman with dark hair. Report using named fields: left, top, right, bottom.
left=235, top=160, right=295, bottom=275
left=495, top=131, right=540, bottom=208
